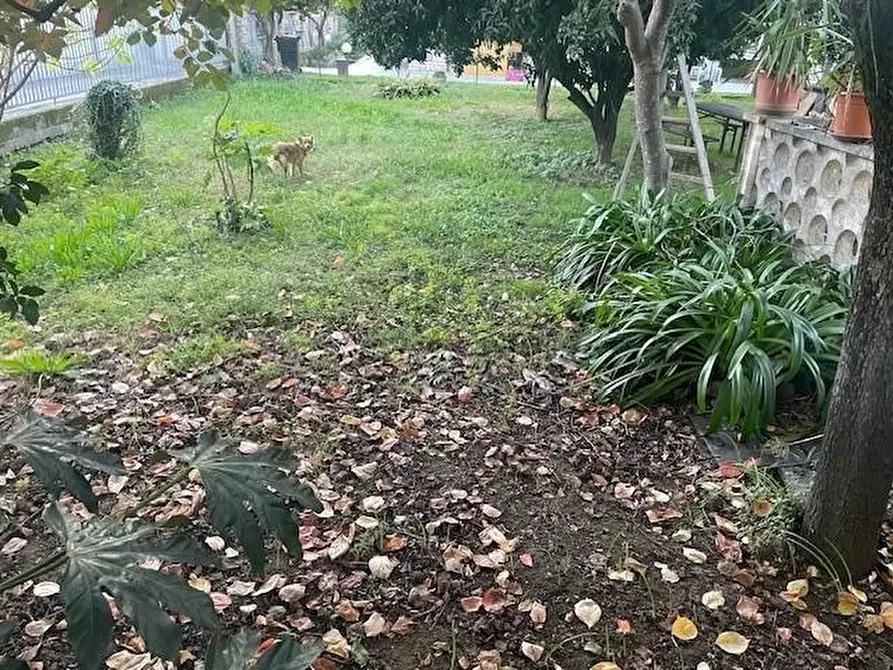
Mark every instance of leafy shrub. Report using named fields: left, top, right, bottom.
left=377, top=79, right=441, bottom=99
left=238, top=49, right=264, bottom=77
left=0, top=348, right=82, bottom=377
left=507, top=148, right=617, bottom=186
left=83, top=80, right=141, bottom=160
left=0, top=413, right=323, bottom=670
left=559, top=191, right=851, bottom=436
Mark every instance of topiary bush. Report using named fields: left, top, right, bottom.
left=558, top=190, right=852, bottom=437
left=83, top=80, right=141, bottom=160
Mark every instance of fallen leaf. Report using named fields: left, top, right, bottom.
left=355, top=515, right=380, bottom=530
left=32, top=582, right=61, bottom=598
left=736, top=596, right=764, bottom=624
left=461, top=596, right=483, bottom=613
left=607, top=569, right=636, bottom=582
left=529, top=601, right=547, bottom=625
left=253, top=574, right=285, bottom=596
left=210, top=592, right=231, bottom=612
left=105, top=650, right=152, bottom=670
left=363, top=612, right=387, bottom=638
left=107, top=474, right=129, bottom=494
left=519, top=553, right=534, bottom=567
left=715, top=631, right=749, bottom=655
left=864, top=614, right=885, bottom=634
left=837, top=591, right=860, bottom=616
left=205, top=536, right=225, bottom=552
left=24, top=619, right=53, bottom=637
left=369, top=555, right=396, bottom=580
left=777, top=627, right=793, bottom=642
left=328, top=529, right=354, bottom=561
left=226, top=580, right=256, bottom=597
left=880, top=601, right=893, bottom=629
left=683, top=547, right=707, bottom=564
left=752, top=499, right=774, bottom=517
left=482, top=588, right=507, bottom=613
left=481, top=504, right=502, bottom=519
left=2, top=537, right=27, bottom=555
left=810, top=619, right=833, bottom=646
left=672, top=529, right=693, bottom=542
left=848, top=585, right=868, bottom=603
left=614, top=482, right=635, bottom=500
left=574, top=599, right=603, bottom=629
left=278, top=583, right=306, bottom=603
left=646, top=507, right=683, bottom=524
left=322, top=629, right=350, bottom=659
left=715, top=532, right=742, bottom=562
left=671, top=616, right=699, bottom=641
left=660, top=566, right=680, bottom=584
left=621, top=407, right=647, bottom=425
left=188, top=575, right=211, bottom=593
left=702, top=590, right=725, bottom=610
left=457, top=386, right=474, bottom=403
left=361, top=496, right=386, bottom=513
left=714, top=515, right=739, bottom=535
left=335, top=601, right=359, bottom=623
left=521, top=642, right=544, bottom=662
left=590, top=664, right=621, bottom=670
left=390, top=616, right=414, bottom=635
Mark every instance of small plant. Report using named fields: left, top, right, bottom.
left=211, top=92, right=271, bottom=233
left=0, top=413, right=323, bottom=670
left=0, top=348, right=83, bottom=377
left=558, top=191, right=851, bottom=436
left=506, top=148, right=617, bottom=186
left=83, top=80, right=141, bottom=160
left=377, top=79, right=441, bottom=99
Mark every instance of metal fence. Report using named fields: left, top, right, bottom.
left=6, top=12, right=265, bottom=117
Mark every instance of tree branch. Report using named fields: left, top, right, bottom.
left=3, top=0, right=69, bottom=23
left=644, top=0, right=677, bottom=52
left=616, top=0, right=647, bottom=59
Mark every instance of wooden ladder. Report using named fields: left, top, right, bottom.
left=614, top=54, right=715, bottom=200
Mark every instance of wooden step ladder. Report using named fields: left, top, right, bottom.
left=614, top=54, right=715, bottom=200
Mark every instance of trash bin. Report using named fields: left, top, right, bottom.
left=335, top=59, right=350, bottom=77
left=276, top=36, right=300, bottom=71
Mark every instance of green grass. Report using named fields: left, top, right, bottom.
left=1, top=76, right=745, bottom=354
left=0, top=347, right=83, bottom=377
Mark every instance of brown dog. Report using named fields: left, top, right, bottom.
left=268, top=136, right=314, bottom=177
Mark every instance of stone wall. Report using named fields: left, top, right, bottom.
left=738, top=116, right=873, bottom=268
left=0, top=77, right=191, bottom=156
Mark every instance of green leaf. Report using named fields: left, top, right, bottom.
left=2, top=412, right=123, bottom=512
left=208, top=630, right=321, bottom=670
left=44, top=504, right=218, bottom=670
left=174, top=431, right=322, bottom=573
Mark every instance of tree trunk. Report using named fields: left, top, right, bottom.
left=561, top=74, right=628, bottom=164
left=260, top=11, right=281, bottom=68
left=634, top=58, right=670, bottom=192
left=535, top=70, right=552, bottom=121
left=616, top=0, right=676, bottom=193
left=803, top=0, right=893, bottom=580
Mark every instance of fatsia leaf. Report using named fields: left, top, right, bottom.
left=44, top=504, right=217, bottom=670
left=2, top=411, right=123, bottom=512
left=207, top=630, right=321, bottom=670
left=0, top=620, right=27, bottom=670
left=175, top=431, right=323, bottom=573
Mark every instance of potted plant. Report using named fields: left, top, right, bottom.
left=747, top=0, right=820, bottom=115
left=820, top=0, right=872, bottom=141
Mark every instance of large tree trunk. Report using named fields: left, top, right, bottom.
left=803, top=0, right=893, bottom=579
left=562, top=75, right=628, bottom=164
left=535, top=70, right=552, bottom=121
left=617, top=0, right=676, bottom=193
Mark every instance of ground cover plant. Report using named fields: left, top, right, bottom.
left=3, top=77, right=891, bottom=670
left=558, top=190, right=851, bottom=436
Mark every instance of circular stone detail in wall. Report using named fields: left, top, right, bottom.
left=807, top=215, right=828, bottom=246
left=820, top=159, right=844, bottom=196
left=781, top=177, right=793, bottom=198
left=834, top=230, right=859, bottom=266
left=774, top=142, right=791, bottom=171
left=795, top=150, right=817, bottom=186
left=803, top=187, right=819, bottom=214
left=831, top=199, right=850, bottom=227
left=763, top=192, right=781, bottom=216
left=759, top=167, right=773, bottom=192
left=851, top=170, right=872, bottom=203
left=783, top=202, right=802, bottom=230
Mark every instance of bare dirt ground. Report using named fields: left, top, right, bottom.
left=2, top=323, right=893, bottom=670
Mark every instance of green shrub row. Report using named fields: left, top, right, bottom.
left=377, top=78, right=441, bottom=99
left=556, top=191, right=853, bottom=437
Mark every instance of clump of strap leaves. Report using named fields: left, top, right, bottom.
left=83, top=80, right=141, bottom=160
left=0, top=412, right=324, bottom=670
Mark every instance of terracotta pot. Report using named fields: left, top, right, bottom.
left=830, top=92, right=872, bottom=142
left=754, top=73, right=800, bottom=116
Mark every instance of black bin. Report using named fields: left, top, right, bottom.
left=276, top=36, right=300, bottom=70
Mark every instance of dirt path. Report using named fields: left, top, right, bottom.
left=1, top=325, right=891, bottom=670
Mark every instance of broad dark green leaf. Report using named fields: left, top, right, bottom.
left=207, top=630, right=321, bottom=670
left=2, top=412, right=123, bottom=512
left=44, top=504, right=218, bottom=670
left=175, top=431, right=322, bottom=573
